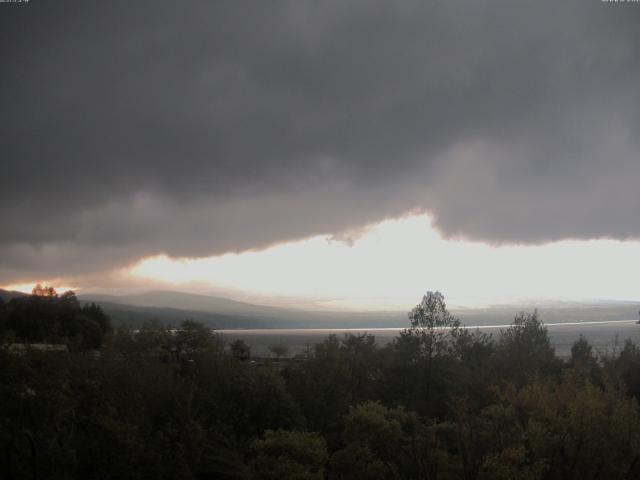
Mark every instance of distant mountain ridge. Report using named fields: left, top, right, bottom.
left=81, top=290, right=287, bottom=317
left=83, top=300, right=275, bottom=330
left=79, top=290, right=640, bottom=330
left=79, top=290, right=407, bottom=329
left=0, top=288, right=28, bottom=302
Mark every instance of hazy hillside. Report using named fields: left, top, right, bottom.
left=81, top=291, right=300, bottom=328
left=82, top=290, right=284, bottom=316
left=0, top=288, right=27, bottom=303
left=88, top=300, right=275, bottom=329
left=80, top=290, right=640, bottom=330
left=80, top=291, right=407, bottom=328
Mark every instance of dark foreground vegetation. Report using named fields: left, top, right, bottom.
left=2, top=290, right=640, bottom=479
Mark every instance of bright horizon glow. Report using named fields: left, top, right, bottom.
left=2, top=282, right=77, bottom=295
left=128, top=214, right=640, bottom=310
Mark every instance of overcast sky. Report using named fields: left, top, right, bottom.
left=2, top=1, right=640, bottom=304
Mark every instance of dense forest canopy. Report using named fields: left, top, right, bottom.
left=2, top=291, right=640, bottom=479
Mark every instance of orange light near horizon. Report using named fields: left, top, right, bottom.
left=1, top=282, right=77, bottom=295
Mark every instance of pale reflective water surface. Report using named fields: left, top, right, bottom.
left=220, top=320, right=640, bottom=358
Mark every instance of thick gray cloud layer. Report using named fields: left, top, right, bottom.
left=1, top=0, right=639, bottom=282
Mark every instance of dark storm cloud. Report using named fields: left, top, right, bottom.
left=1, top=0, right=639, bottom=282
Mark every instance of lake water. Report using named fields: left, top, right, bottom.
left=219, top=320, right=640, bottom=358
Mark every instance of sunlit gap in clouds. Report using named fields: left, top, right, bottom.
left=129, top=214, right=640, bottom=310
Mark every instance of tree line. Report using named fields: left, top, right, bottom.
left=0, top=287, right=112, bottom=350
left=2, top=291, right=640, bottom=479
